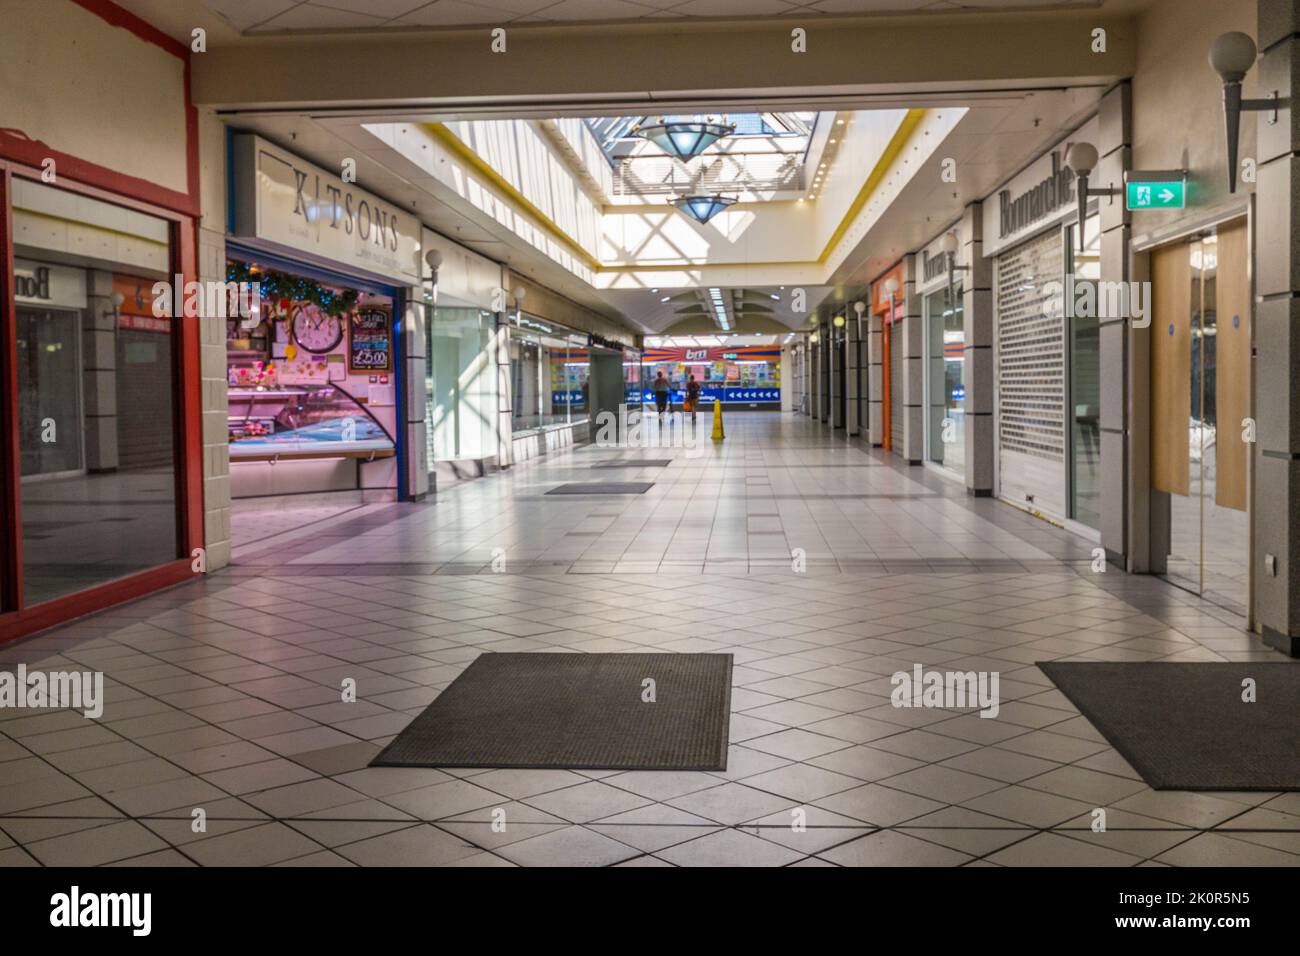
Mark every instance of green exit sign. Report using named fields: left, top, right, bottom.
left=1126, top=171, right=1186, bottom=210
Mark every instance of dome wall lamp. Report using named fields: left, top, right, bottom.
left=1064, top=141, right=1120, bottom=229
left=1210, top=32, right=1283, bottom=193
left=881, top=276, right=901, bottom=322
left=940, top=231, right=970, bottom=302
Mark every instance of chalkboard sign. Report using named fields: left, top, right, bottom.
left=348, top=308, right=391, bottom=373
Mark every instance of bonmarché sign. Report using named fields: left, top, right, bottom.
left=998, top=151, right=1074, bottom=239
left=231, top=134, right=419, bottom=285
left=981, top=117, right=1099, bottom=257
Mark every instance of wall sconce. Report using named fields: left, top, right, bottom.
left=423, top=249, right=442, bottom=303
left=1210, top=31, right=1283, bottom=193
left=108, top=290, right=125, bottom=322
left=940, top=231, right=970, bottom=301
left=832, top=314, right=846, bottom=329
left=1064, top=142, right=1119, bottom=228
left=883, top=275, right=900, bottom=322
left=513, top=285, right=526, bottom=324
left=853, top=300, right=866, bottom=339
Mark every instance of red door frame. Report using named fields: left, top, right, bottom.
left=0, top=0, right=201, bottom=643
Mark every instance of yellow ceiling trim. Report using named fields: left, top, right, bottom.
left=425, top=122, right=602, bottom=271
left=816, top=108, right=928, bottom=265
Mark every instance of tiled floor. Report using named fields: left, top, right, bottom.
left=2, top=412, right=1296, bottom=867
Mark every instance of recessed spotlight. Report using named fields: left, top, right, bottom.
left=660, top=296, right=670, bottom=302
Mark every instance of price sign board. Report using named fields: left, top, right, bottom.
left=348, top=308, right=392, bottom=373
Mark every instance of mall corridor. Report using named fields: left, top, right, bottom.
left=1, top=413, right=1294, bottom=868
left=5, top=0, right=1300, bottom=918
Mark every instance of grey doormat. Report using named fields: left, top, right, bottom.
left=591, top=459, right=672, bottom=468
left=546, top=482, right=653, bottom=495
left=1038, top=662, right=1300, bottom=790
left=371, top=653, right=732, bottom=770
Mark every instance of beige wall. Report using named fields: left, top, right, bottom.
left=1131, top=0, right=1257, bottom=232
left=0, top=0, right=189, bottom=193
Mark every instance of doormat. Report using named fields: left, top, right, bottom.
left=1038, top=661, right=1300, bottom=790
left=372, top=653, right=732, bottom=770
left=591, top=459, right=673, bottom=468
left=546, top=482, right=654, bottom=495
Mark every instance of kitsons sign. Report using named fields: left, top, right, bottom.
left=231, top=134, right=420, bottom=286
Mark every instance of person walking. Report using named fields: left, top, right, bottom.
left=652, top=369, right=671, bottom=423
left=685, top=373, right=701, bottom=424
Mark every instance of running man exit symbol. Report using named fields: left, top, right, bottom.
left=1126, top=173, right=1185, bottom=209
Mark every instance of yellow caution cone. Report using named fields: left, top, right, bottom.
left=711, top=398, right=725, bottom=442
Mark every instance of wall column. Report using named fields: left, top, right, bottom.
left=961, top=202, right=994, bottom=495
left=1097, top=81, right=1137, bottom=567
left=847, top=311, right=862, bottom=437
left=1255, top=0, right=1300, bottom=655
left=901, top=255, right=924, bottom=464
left=403, top=291, right=429, bottom=499
left=866, top=312, right=884, bottom=445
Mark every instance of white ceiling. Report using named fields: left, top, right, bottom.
left=600, top=285, right=834, bottom=334
left=200, top=0, right=1102, bottom=34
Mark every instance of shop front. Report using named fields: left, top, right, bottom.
left=226, top=134, right=421, bottom=500
left=870, top=262, right=906, bottom=453
left=916, top=233, right=966, bottom=482
left=641, top=345, right=782, bottom=409
left=421, top=228, right=504, bottom=490
left=983, top=116, right=1102, bottom=532
left=0, top=2, right=202, bottom=641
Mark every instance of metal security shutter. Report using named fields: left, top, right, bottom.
left=995, top=228, right=1066, bottom=519
left=889, top=324, right=903, bottom=452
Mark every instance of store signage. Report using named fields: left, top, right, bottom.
left=922, top=250, right=949, bottom=284
left=587, top=331, right=628, bottom=352
left=13, top=259, right=87, bottom=310
left=231, top=134, right=419, bottom=285
left=1125, top=171, right=1186, bottom=210
left=348, top=308, right=392, bottom=373
left=685, top=349, right=708, bottom=360
left=639, top=387, right=780, bottom=404
left=997, top=151, right=1074, bottom=239
left=981, top=117, right=1099, bottom=258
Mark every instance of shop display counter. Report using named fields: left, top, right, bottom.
left=228, top=384, right=395, bottom=462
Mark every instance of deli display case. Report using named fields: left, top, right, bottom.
left=227, top=383, right=395, bottom=461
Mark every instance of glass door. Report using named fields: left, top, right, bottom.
left=1151, top=221, right=1251, bottom=615
left=1067, top=215, right=1101, bottom=529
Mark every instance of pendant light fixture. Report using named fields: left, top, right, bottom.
left=633, top=115, right=736, bottom=162
left=671, top=194, right=737, bottom=224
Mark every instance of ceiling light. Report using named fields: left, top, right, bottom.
left=671, top=194, right=737, bottom=224
left=633, top=117, right=736, bottom=162
left=660, top=296, right=671, bottom=302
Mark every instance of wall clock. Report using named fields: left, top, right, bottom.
left=290, top=303, right=344, bottom=354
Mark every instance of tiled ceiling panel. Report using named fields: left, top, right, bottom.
left=201, top=0, right=1102, bottom=34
